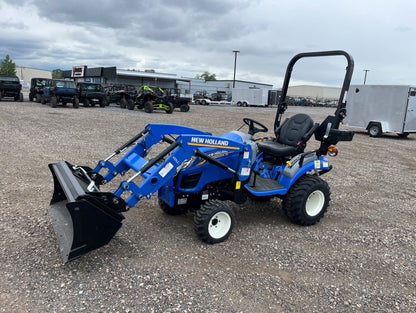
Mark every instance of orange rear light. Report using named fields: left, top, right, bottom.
left=328, top=146, right=338, bottom=157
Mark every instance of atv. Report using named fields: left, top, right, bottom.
left=128, top=85, right=174, bottom=113
left=48, top=50, right=354, bottom=263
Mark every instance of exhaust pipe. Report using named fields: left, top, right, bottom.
left=48, top=161, right=127, bottom=263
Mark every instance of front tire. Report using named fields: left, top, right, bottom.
left=165, top=102, right=174, bottom=114
left=194, top=200, right=235, bottom=244
left=282, top=174, right=330, bottom=226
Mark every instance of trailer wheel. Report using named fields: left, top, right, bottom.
left=41, top=96, right=46, bottom=104
left=83, top=98, right=90, bottom=107
left=282, top=174, right=330, bottom=226
left=368, top=122, right=382, bottom=137
left=194, top=200, right=234, bottom=244
left=158, top=198, right=188, bottom=215
left=201, top=99, right=207, bottom=105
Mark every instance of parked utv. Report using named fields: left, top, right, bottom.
left=29, top=78, right=52, bottom=102
left=0, top=75, right=23, bottom=102
left=47, top=50, right=355, bottom=263
left=77, top=82, right=107, bottom=107
left=129, top=85, right=174, bottom=113
left=104, top=84, right=136, bottom=108
left=42, top=80, right=79, bottom=108
left=166, top=88, right=191, bottom=112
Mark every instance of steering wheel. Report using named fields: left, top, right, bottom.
left=243, top=118, right=268, bottom=135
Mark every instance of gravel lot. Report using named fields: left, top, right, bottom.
left=0, top=97, right=415, bottom=313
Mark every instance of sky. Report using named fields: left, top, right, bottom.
left=0, top=0, right=415, bottom=88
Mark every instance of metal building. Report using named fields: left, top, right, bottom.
left=15, top=67, right=52, bottom=88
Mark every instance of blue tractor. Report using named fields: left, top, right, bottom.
left=48, top=51, right=355, bottom=263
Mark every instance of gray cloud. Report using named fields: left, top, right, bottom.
left=1, top=0, right=416, bottom=87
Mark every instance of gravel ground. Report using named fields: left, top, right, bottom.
left=0, top=97, right=415, bottom=313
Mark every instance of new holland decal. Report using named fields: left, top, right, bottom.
left=188, top=137, right=240, bottom=150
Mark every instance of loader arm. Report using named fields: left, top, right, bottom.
left=92, top=124, right=211, bottom=184
left=112, top=133, right=253, bottom=208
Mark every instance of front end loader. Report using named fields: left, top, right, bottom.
left=48, top=50, right=354, bottom=263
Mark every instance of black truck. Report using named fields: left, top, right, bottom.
left=29, top=77, right=52, bottom=102
left=77, top=82, right=107, bottom=107
left=0, top=75, right=23, bottom=102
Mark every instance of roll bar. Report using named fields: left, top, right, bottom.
left=275, top=50, right=354, bottom=130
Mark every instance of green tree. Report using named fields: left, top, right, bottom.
left=195, top=71, right=216, bottom=81
left=0, top=55, right=16, bottom=76
left=52, top=68, right=63, bottom=79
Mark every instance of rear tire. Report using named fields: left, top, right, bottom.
left=83, top=98, right=90, bottom=107
left=180, top=103, right=190, bottom=112
left=144, top=101, right=153, bottom=113
left=282, top=174, right=330, bottom=226
left=100, top=98, right=107, bottom=107
left=50, top=96, right=58, bottom=108
left=120, top=97, right=127, bottom=108
left=194, top=200, right=234, bottom=244
left=73, top=97, right=79, bottom=108
left=127, top=99, right=135, bottom=110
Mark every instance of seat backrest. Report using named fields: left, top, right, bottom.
left=276, top=113, right=315, bottom=147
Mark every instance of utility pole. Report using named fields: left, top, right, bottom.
left=363, top=69, right=369, bottom=84
left=232, top=50, right=240, bottom=88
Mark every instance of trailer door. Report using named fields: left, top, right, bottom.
left=404, top=88, right=416, bottom=132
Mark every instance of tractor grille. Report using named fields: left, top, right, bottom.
left=180, top=172, right=202, bottom=189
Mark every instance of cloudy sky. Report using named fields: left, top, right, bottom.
left=1, top=0, right=415, bottom=88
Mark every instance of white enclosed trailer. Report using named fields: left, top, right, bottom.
left=345, top=85, right=416, bottom=137
left=232, top=88, right=269, bottom=107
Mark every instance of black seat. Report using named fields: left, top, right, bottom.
left=258, top=113, right=318, bottom=158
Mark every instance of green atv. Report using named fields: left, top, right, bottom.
left=128, top=85, right=174, bottom=113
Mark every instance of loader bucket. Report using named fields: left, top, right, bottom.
left=48, top=161, right=126, bottom=263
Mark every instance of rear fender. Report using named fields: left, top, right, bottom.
left=279, top=155, right=330, bottom=189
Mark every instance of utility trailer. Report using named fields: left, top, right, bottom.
left=232, top=88, right=270, bottom=107
left=345, top=85, right=416, bottom=137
